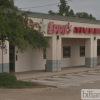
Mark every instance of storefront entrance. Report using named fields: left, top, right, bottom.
left=62, top=38, right=86, bottom=68
left=62, top=38, right=98, bottom=68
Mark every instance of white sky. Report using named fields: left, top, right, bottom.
left=14, top=0, right=100, bottom=20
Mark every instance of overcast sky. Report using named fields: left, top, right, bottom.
left=14, top=0, right=100, bottom=20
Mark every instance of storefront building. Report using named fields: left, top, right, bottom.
left=0, top=12, right=100, bottom=73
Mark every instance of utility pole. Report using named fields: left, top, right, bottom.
left=2, top=43, right=3, bottom=73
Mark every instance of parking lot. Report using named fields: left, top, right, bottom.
left=23, top=70, right=100, bottom=88
left=1, top=69, right=100, bottom=100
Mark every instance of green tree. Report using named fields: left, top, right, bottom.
left=48, top=0, right=70, bottom=16
left=48, top=10, right=56, bottom=15
left=68, top=9, right=74, bottom=17
left=0, top=0, right=49, bottom=50
left=58, top=0, right=67, bottom=16
left=89, top=14, right=96, bottom=20
left=65, top=6, right=70, bottom=16
left=76, top=12, right=84, bottom=18
left=76, top=12, right=96, bottom=20
left=82, top=12, right=89, bottom=18
left=48, top=0, right=96, bottom=20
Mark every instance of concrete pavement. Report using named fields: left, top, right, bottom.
left=1, top=80, right=100, bottom=100
left=14, top=65, right=100, bottom=80
left=1, top=66, right=100, bottom=100
left=22, top=70, right=100, bottom=88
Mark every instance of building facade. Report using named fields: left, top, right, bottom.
left=0, top=12, right=100, bottom=73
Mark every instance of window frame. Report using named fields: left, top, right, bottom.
left=63, top=46, right=71, bottom=58
left=80, top=46, right=85, bottom=57
left=97, top=46, right=100, bottom=56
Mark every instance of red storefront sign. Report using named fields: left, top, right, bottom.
left=48, top=22, right=72, bottom=34
left=73, top=27, right=100, bottom=34
left=28, top=22, right=37, bottom=29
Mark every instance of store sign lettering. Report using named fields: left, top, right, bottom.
left=48, top=22, right=100, bottom=34
left=74, top=27, right=100, bottom=34
left=28, top=22, right=37, bottom=29
left=48, top=22, right=72, bottom=34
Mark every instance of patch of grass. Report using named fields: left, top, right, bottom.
left=4, top=81, right=39, bottom=89
left=0, top=73, right=44, bottom=89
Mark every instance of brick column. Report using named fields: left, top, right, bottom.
left=85, top=38, right=97, bottom=68
left=46, top=35, right=61, bottom=72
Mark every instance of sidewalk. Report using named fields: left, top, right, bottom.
left=14, top=65, right=100, bottom=80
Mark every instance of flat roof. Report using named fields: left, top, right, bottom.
left=22, top=11, right=100, bottom=25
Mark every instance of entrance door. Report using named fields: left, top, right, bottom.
left=9, top=45, right=15, bottom=72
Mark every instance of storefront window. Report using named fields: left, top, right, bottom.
left=97, top=46, right=100, bottom=56
left=80, top=46, right=85, bottom=57
left=63, top=46, right=71, bottom=58
left=43, top=47, right=46, bottom=59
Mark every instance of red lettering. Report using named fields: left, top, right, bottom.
left=74, top=26, right=100, bottom=34
left=28, top=22, right=37, bottom=29
left=48, top=22, right=100, bottom=35
left=48, top=22, right=72, bottom=34
left=81, top=27, right=84, bottom=33
left=96, top=28, right=100, bottom=34
left=53, top=24, right=59, bottom=34
left=98, top=29, right=100, bottom=34
left=88, top=28, right=90, bottom=34
left=74, top=27, right=78, bottom=33
left=58, top=25, right=63, bottom=34
left=85, top=28, right=89, bottom=33
left=78, top=27, right=82, bottom=33
left=83, top=28, right=86, bottom=33
left=62, top=25, right=66, bottom=34
left=48, top=22, right=54, bottom=33
left=90, top=28, right=94, bottom=33
left=93, top=28, right=96, bottom=34
left=96, top=29, right=98, bottom=33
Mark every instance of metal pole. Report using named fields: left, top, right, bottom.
left=2, top=42, right=3, bottom=73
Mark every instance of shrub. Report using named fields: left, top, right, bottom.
left=0, top=73, right=17, bottom=86
left=0, top=73, right=40, bottom=88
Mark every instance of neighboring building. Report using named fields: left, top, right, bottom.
left=0, top=12, right=100, bottom=73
